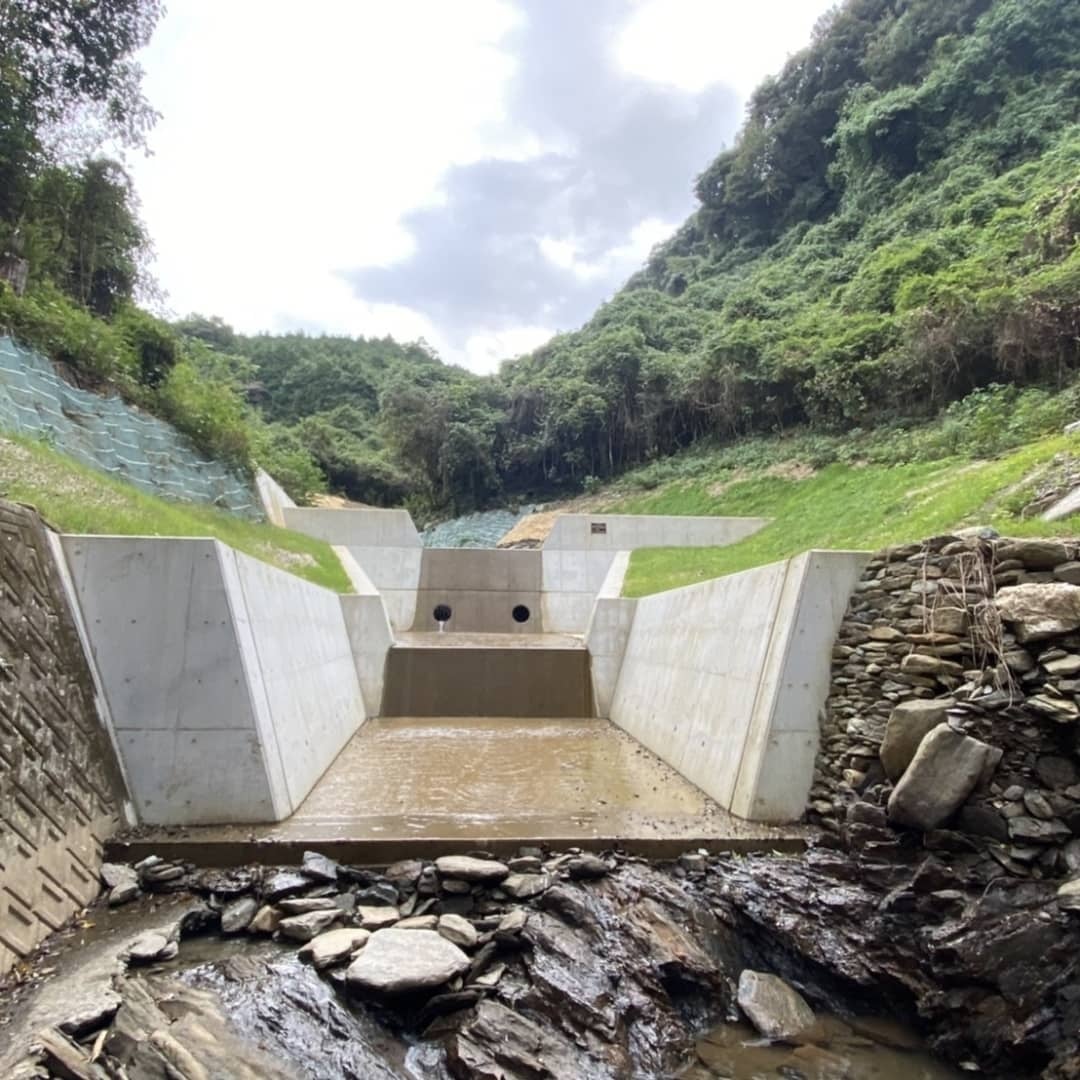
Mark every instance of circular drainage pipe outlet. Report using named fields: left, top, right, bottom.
left=512, top=604, right=531, bottom=623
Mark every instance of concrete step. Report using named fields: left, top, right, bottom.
left=381, top=634, right=594, bottom=717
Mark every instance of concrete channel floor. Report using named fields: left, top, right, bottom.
left=110, top=717, right=807, bottom=865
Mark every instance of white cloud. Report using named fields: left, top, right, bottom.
left=615, top=0, right=828, bottom=98
left=131, top=0, right=835, bottom=371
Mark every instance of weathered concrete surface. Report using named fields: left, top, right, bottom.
left=542, top=513, right=769, bottom=551
left=61, top=536, right=365, bottom=825
left=381, top=634, right=594, bottom=717
left=108, top=717, right=805, bottom=865
left=411, top=548, right=543, bottom=633
left=609, top=551, right=869, bottom=822
left=0, top=501, right=127, bottom=976
left=254, top=468, right=296, bottom=528
left=584, top=552, right=635, bottom=718
left=283, top=507, right=423, bottom=632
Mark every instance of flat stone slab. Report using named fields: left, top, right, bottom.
left=346, top=929, right=470, bottom=994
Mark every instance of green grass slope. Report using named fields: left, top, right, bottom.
left=0, top=434, right=351, bottom=592
left=597, top=382, right=1080, bottom=596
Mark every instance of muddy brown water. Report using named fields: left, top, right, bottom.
left=683, top=1015, right=966, bottom=1079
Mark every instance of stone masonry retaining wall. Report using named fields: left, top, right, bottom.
left=814, top=533, right=1080, bottom=884
left=0, top=500, right=126, bottom=976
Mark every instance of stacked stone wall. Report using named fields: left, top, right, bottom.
left=0, top=499, right=126, bottom=976
left=814, top=532, right=1080, bottom=885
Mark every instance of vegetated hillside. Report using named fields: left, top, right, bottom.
left=0, top=433, right=351, bottom=591
left=595, top=379, right=1080, bottom=595
left=235, top=0, right=1080, bottom=517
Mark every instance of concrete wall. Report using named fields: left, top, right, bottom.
left=255, top=468, right=296, bottom=527
left=544, top=513, right=768, bottom=550
left=283, top=508, right=423, bottom=632
left=541, top=514, right=770, bottom=634
left=607, top=550, right=868, bottom=822
left=381, top=642, right=594, bottom=718
left=61, top=536, right=365, bottom=825
left=0, top=502, right=127, bottom=977
left=583, top=552, right=635, bottom=718
left=412, top=548, right=543, bottom=633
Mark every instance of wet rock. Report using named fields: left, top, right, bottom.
left=736, top=970, right=816, bottom=1041
left=301, top=850, right=338, bottom=883
left=1023, top=790, right=1056, bottom=819
left=355, top=905, right=400, bottom=930
left=396, top=915, right=439, bottom=930
left=1008, top=816, right=1072, bottom=844
left=501, top=872, right=551, bottom=899
left=346, top=928, right=470, bottom=994
left=279, top=909, right=341, bottom=942
left=434, top=855, right=509, bottom=883
left=417, top=865, right=440, bottom=896
left=955, top=804, right=1008, bottom=842
left=126, top=932, right=173, bottom=965
left=508, top=855, right=543, bottom=873
left=1057, top=879, right=1080, bottom=911
left=101, top=862, right=138, bottom=895
left=995, top=582, right=1080, bottom=642
left=248, top=905, right=281, bottom=935
left=440, top=878, right=471, bottom=895
left=262, top=870, right=311, bottom=902
left=1037, top=755, right=1080, bottom=789
left=494, top=907, right=528, bottom=942
left=887, top=725, right=997, bottom=830
left=298, top=927, right=370, bottom=969
left=566, top=853, right=612, bottom=880
left=879, top=699, right=953, bottom=781
left=678, top=852, right=709, bottom=876
left=1029, top=694, right=1080, bottom=723
left=220, top=896, right=258, bottom=933
left=36, top=1028, right=100, bottom=1080
left=108, top=879, right=141, bottom=907
left=384, top=858, right=424, bottom=890
left=278, top=897, right=338, bottom=915
left=437, top=914, right=478, bottom=949
left=355, top=881, right=399, bottom=907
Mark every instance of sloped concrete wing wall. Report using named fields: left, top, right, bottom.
left=283, top=507, right=422, bottom=631
left=607, top=551, right=868, bottom=822
left=0, top=501, right=127, bottom=976
left=60, top=536, right=365, bottom=825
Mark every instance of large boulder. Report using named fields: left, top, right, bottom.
left=736, top=970, right=816, bottom=1040
left=880, top=700, right=954, bottom=781
left=995, top=583, right=1080, bottom=642
left=346, top=929, right=470, bottom=994
left=995, top=539, right=1070, bottom=570
left=887, top=725, right=997, bottom=831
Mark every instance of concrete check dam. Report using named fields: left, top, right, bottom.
left=0, top=489, right=869, bottom=971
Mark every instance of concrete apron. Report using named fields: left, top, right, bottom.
left=106, top=717, right=807, bottom=867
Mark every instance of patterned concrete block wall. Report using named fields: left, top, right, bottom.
left=0, top=335, right=260, bottom=517
left=0, top=500, right=126, bottom=976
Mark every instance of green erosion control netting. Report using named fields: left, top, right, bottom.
left=421, top=506, right=537, bottom=548
left=0, top=336, right=261, bottom=518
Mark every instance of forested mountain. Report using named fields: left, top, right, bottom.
left=235, top=0, right=1080, bottom=514
left=2, top=0, right=1078, bottom=518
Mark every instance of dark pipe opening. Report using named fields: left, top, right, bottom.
left=512, top=604, right=531, bottom=624
left=433, top=604, right=452, bottom=623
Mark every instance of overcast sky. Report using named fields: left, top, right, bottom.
left=131, top=0, right=833, bottom=372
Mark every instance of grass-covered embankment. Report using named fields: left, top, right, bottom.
left=0, top=433, right=351, bottom=592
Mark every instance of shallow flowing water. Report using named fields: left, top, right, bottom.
left=683, top=1014, right=966, bottom=1079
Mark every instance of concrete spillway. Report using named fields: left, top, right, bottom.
left=381, top=633, right=594, bottom=718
